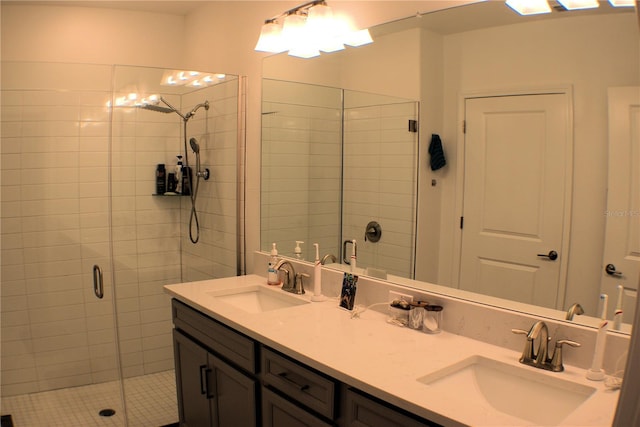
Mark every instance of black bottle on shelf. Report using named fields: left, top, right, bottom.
left=181, top=166, right=192, bottom=196
left=155, top=164, right=166, bottom=195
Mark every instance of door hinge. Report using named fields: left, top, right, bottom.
left=408, top=119, right=418, bottom=133
left=462, top=120, right=466, bottom=134
left=460, top=216, right=464, bottom=229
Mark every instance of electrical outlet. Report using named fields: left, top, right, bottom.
left=388, top=290, right=413, bottom=305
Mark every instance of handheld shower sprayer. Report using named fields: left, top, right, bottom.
left=189, top=137, right=200, bottom=154
left=189, top=137, right=210, bottom=180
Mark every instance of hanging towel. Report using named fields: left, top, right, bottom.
left=429, top=134, right=446, bottom=171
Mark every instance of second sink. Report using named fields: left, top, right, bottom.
left=417, top=355, right=596, bottom=426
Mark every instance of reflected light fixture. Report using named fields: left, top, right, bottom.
left=505, top=0, right=633, bottom=14
left=160, top=70, right=226, bottom=87
left=556, top=0, right=599, bottom=9
left=506, top=0, right=552, bottom=15
left=607, top=0, right=634, bottom=5
left=255, top=0, right=372, bottom=58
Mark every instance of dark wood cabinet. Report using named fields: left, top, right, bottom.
left=171, top=298, right=440, bottom=427
left=173, top=329, right=257, bottom=427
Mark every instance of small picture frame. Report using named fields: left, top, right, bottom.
left=339, top=273, right=358, bottom=311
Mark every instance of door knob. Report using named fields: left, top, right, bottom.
left=537, top=250, right=558, bottom=261
left=605, top=264, right=623, bottom=276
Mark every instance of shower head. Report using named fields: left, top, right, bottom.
left=138, top=103, right=174, bottom=114
left=189, top=137, right=200, bottom=154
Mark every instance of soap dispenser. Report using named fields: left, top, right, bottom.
left=294, top=241, right=304, bottom=260
left=267, top=243, right=281, bottom=286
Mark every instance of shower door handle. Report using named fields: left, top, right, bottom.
left=93, top=264, right=104, bottom=299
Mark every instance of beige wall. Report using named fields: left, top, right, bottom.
left=0, top=4, right=185, bottom=67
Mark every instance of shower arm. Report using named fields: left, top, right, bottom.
left=159, top=97, right=187, bottom=120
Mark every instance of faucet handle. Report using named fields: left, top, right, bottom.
left=512, top=329, right=535, bottom=363
left=550, top=339, right=581, bottom=372
left=293, top=273, right=309, bottom=295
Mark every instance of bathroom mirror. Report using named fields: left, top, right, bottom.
left=260, top=1, right=639, bottom=332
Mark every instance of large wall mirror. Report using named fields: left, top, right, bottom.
left=261, top=1, right=639, bottom=333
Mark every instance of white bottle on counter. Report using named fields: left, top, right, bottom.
left=311, top=243, right=326, bottom=302
left=267, top=243, right=281, bottom=286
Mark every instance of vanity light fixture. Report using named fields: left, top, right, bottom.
left=255, top=0, right=372, bottom=58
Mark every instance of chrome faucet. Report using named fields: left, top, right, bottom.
left=529, top=320, right=549, bottom=366
left=512, top=321, right=580, bottom=372
left=274, top=260, right=308, bottom=295
left=274, top=259, right=296, bottom=293
left=565, top=303, right=584, bottom=320
left=321, top=253, right=337, bottom=265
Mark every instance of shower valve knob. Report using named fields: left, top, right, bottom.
left=197, top=168, right=210, bottom=180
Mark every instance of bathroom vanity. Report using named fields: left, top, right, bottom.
left=165, top=274, right=621, bottom=427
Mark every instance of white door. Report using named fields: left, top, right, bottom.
left=601, top=87, right=640, bottom=324
left=459, top=93, right=571, bottom=309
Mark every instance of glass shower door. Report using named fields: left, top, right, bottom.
left=342, top=90, right=419, bottom=278
left=0, top=61, right=125, bottom=425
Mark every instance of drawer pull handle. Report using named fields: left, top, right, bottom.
left=278, top=372, right=310, bottom=392
left=205, top=368, right=215, bottom=399
left=199, top=365, right=207, bottom=395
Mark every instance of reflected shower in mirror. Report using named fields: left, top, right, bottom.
left=261, top=80, right=418, bottom=278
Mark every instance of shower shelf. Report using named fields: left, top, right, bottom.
left=152, top=193, right=189, bottom=197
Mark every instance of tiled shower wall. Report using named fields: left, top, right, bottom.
left=181, top=80, right=240, bottom=281
left=342, top=97, right=418, bottom=278
left=261, top=79, right=342, bottom=259
left=1, top=62, right=241, bottom=396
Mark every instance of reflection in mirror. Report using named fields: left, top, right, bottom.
left=262, top=80, right=419, bottom=277
left=261, top=1, right=639, bottom=333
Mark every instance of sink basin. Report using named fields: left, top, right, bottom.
left=417, top=355, right=596, bottom=426
left=207, top=285, right=309, bottom=313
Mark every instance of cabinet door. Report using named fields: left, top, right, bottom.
left=173, top=329, right=212, bottom=427
left=262, top=386, right=334, bottom=427
left=209, top=352, right=257, bottom=427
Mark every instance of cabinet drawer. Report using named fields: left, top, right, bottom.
left=345, top=388, right=440, bottom=427
left=172, top=298, right=257, bottom=374
left=261, top=347, right=336, bottom=419
left=262, top=386, right=334, bottom=427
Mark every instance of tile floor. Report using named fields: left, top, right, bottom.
left=1, top=370, right=178, bottom=427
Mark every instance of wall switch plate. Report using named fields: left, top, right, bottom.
left=388, top=290, right=413, bottom=305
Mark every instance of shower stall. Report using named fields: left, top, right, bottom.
left=0, top=62, right=245, bottom=426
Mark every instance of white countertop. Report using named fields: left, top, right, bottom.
left=165, top=274, right=619, bottom=427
